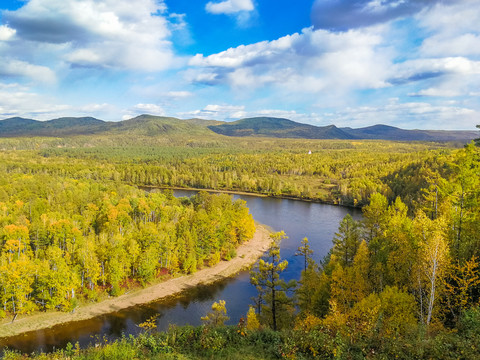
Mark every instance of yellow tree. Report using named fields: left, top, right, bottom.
left=76, top=234, right=101, bottom=291
left=385, top=197, right=415, bottom=289
left=330, top=240, right=370, bottom=313
left=1, top=255, right=35, bottom=316
left=414, top=212, right=450, bottom=326
left=201, top=300, right=229, bottom=327
left=443, top=256, right=480, bottom=321
left=2, top=224, right=30, bottom=262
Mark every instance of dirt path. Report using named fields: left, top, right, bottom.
left=0, top=225, right=272, bottom=339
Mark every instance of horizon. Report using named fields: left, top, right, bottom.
left=0, top=1, right=480, bottom=130
left=0, top=113, right=478, bottom=132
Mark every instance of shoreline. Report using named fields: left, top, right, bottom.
left=0, top=224, right=272, bottom=339
left=140, top=185, right=362, bottom=209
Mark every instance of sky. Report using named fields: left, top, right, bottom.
left=0, top=0, right=479, bottom=130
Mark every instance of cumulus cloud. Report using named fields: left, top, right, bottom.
left=3, top=0, right=175, bottom=71
left=323, top=98, right=478, bottom=130
left=419, top=0, right=480, bottom=57
left=391, top=57, right=480, bottom=84
left=122, top=103, right=166, bottom=120
left=206, top=0, right=254, bottom=15
left=0, top=83, right=70, bottom=119
left=0, top=83, right=123, bottom=120
left=0, top=25, right=16, bottom=41
left=188, top=27, right=391, bottom=93
left=177, top=101, right=478, bottom=130
left=78, top=103, right=116, bottom=114
left=180, top=104, right=245, bottom=119
left=311, top=0, right=449, bottom=31
left=0, top=58, right=56, bottom=84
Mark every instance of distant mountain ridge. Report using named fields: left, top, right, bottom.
left=0, top=116, right=108, bottom=136
left=341, top=124, right=478, bottom=142
left=0, top=114, right=477, bottom=141
left=208, top=117, right=352, bottom=139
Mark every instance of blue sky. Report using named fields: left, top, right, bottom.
left=0, top=0, right=479, bottom=130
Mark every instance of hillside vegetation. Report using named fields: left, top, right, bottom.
left=0, top=118, right=479, bottom=359
left=0, top=136, right=454, bottom=207
left=2, top=142, right=480, bottom=360
left=0, top=171, right=255, bottom=318
left=0, top=114, right=477, bottom=141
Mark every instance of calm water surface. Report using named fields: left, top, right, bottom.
left=0, top=191, right=361, bottom=353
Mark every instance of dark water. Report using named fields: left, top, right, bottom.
left=0, top=191, right=361, bottom=354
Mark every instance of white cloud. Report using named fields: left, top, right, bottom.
left=323, top=99, right=478, bottom=130
left=189, top=27, right=391, bottom=93
left=3, top=0, right=175, bottom=71
left=418, top=1, right=480, bottom=57
left=422, top=33, right=480, bottom=57
left=248, top=109, right=323, bottom=124
left=164, top=91, right=193, bottom=99
left=0, top=83, right=124, bottom=120
left=204, top=104, right=244, bottom=112
left=122, top=103, right=165, bottom=120
left=180, top=104, right=245, bottom=119
left=0, top=25, right=16, bottom=41
left=205, top=0, right=254, bottom=15
left=133, top=103, right=165, bottom=115
left=177, top=100, right=478, bottom=130
left=0, top=58, right=56, bottom=84
left=78, top=103, right=116, bottom=113
left=311, top=0, right=441, bottom=31
left=392, top=57, right=480, bottom=82
left=0, top=83, right=70, bottom=119
left=409, top=88, right=463, bottom=97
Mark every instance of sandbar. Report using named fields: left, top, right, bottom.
left=0, top=224, right=271, bottom=339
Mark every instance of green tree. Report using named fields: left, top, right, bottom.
left=448, top=143, right=479, bottom=260
left=295, top=237, right=321, bottom=315
left=250, top=231, right=295, bottom=331
left=295, top=237, right=314, bottom=273
left=331, top=215, right=361, bottom=267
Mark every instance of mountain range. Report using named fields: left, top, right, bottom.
left=0, top=115, right=477, bottom=142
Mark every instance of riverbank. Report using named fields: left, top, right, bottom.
left=0, top=224, right=272, bottom=339
left=140, top=185, right=361, bottom=209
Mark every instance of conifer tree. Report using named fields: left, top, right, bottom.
left=331, top=215, right=361, bottom=267
left=250, top=231, right=295, bottom=331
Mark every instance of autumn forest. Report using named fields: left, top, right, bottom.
left=0, top=121, right=479, bottom=359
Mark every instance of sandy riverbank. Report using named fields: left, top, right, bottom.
left=0, top=225, right=272, bottom=339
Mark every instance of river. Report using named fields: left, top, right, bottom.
left=0, top=190, right=362, bottom=354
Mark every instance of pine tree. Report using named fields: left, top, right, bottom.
left=250, top=231, right=295, bottom=331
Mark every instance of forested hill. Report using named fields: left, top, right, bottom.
left=0, top=115, right=211, bottom=137
left=209, top=117, right=477, bottom=141
left=0, top=116, right=108, bottom=136
left=207, top=117, right=352, bottom=139
left=0, top=114, right=477, bottom=141
left=341, top=124, right=478, bottom=141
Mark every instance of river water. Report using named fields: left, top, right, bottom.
left=0, top=190, right=361, bottom=354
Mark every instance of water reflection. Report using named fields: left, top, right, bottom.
left=0, top=190, right=361, bottom=354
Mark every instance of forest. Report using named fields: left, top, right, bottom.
left=0, top=135, right=455, bottom=206
left=0, top=127, right=479, bottom=358
left=0, top=172, right=255, bottom=317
